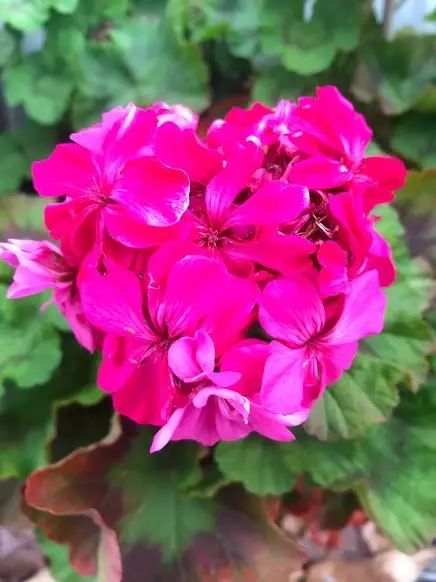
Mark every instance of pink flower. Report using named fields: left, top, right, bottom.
left=32, top=105, right=190, bottom=263
left=287, top=86, right=406, bottom=211
left=151, top=335, right=308, bottom=452
left=155, top=138, right=315, bottom=278
left=0, top=239, right=97, bottom=351
left=317, top=241, right=350, bottom=297
left=258, top=271, right=386, bottom=414
left=330, top=191, right=395, bottom=287
left=80, top=255, right=259, bottom=425
left=150, top=102, right=199, bottom=130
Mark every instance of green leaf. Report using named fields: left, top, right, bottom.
left=111, top=437, right=212, bottom=559
left=110, top=16, right=209, bottom=111
left=37, top=531, right=97, bottom=582
left=3, top=58, right=74, bottom=125
left=290, top=381, right=436, bottom=550
left=0, top=334, right=107, bottom=479
left=304, top=355, right=402, bottom=440
left=0, top=0, right=50, bottom=31
left=0, top=133, right=27, bottom=197
left=366, top=204, right=433, bottom=389
left=0, top=26, right=15, bottom=66
left=0, top=289, right=62, bottom=390
left=0, top=194, right=47, bottom=239
left=215, top=434, right=299, bottom=495
left=252, top=66, right=313, bottom=106
left=51, top=0, right=79, bottom=14
left=392, top=113, right=436, bottom=168
left=260, top=0, right=367, bottom=76
left=24, top=423, right=304, bottom=580
left=352, top=36, right=436, bottom=115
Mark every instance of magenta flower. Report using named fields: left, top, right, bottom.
left=33, top=105, right=190, bottom=263
left=0, top=239, right=97, bottom=351
left=156, top=136, right=315, bottom=278
left=258, top=271, right=386, bottom=414
left=80, top=255, right=259, bottom=425
left=151, top=335, right=309, bottom=452
left=287, top=86, right=406, bottom=211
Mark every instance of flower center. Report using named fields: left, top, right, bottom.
left=283, top=191, right=338, bottom=244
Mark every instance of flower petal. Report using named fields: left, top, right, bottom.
left=168, top=331, right=215, bottom=382
left=156, top=122, right=223, bottom=184
left=80, top=259, right=151, bottom=337
left=324, top=270, right=386, bottom=344
left=32, top=143, right=95, bottom=199
left=113, top=357, right=170, bottom=426
left=260, top=342, right=307, bottom=415
left=205, top=140, right=263, bottom=226
left=113, top=157, right=190, bottom=227
left=228, top=181, right=309, bottom=226
left=259, top=276, right=324, bottom=345
left=287, top=155, right=352, bottom=190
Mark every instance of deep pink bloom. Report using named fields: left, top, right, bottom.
left=155, top=138, right=315, bottom=278
left=317, top=241, right=350, bottom=297
left=330, top=191, right=395, bottom=287
left=33, top=106, right=190, bottom=262
left=80, top=255, right=259, bottom=425
left=151, top=336, right=309, bottom=452
left=258, top=271, right=386, bottom=414
left=150, top=102, right=199, bottom=130
left=287, top=86, right=406, bottom=211
left=0, top=239, right=97, bottom=351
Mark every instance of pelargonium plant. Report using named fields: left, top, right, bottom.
left=0, top=88, right=405, bottom=452
left=4, top=87, right=429, bottom=582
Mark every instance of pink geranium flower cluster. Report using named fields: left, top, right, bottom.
left=0, top=88, right=406, bottom=452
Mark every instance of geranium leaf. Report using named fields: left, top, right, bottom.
left=0, top=335, right=108, bottom=479
left=110, top=16, right=209, bottom=112
left=22, top=420, right=306, bottom=581
left=215, top=434, right=300, bottom=495
left=0, top=288, right=62, bottom=390
left=260, top=0, right=366, bottom=76
left=304, top=355, right=402, bottom=441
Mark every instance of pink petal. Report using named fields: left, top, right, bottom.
left=226, top=230, right=315, bottom=277
left=113, top=157, right=189, bottom=227
left=103, top=205, right=188, bottom=249
left=248, top=403, right=297, bottom=441
left=287, top=155, right=352, bottom=190
left=161, top=256, right=258, bottom=346
left=260, top=342, right=307, bottom=415
left=205, top=140, right=263, bottom=227
left=228, top=182, right=309, bottom=226
left=32, top=144, right=95, bottom=199
left=168, top=331, right=215, bottom=382
left=324, top=270, right=386, bottom=345
left=360, top=155, right=406, bottom=190
left=259, top=276, right=325, bottom=346
left=54, top=287, right=96, bottom=352
left=318, top=266, right=350, bottom=297
left=367, top=227, right=395, bottom=287
left=156, top=122, right=222, bottom=184
left=97, top=335, right=139, bottom=393
left=317, top=241, right=347, bottom=268
left=103, top=106, right=157, bottom=160
left=319, top=341, right=358, bottom=385
left=80, top=260, right=152, bottom=337
left=220, top=339, right=270, bottom=397
left=151, top=387, right=252, bottom=451
left=44, top=198, right=100, bottom=265
left=113, top=357, right=170, bottom=425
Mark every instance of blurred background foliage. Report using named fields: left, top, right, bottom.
left=1, top=1, right=436, bottom=579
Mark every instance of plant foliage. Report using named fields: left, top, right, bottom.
left=0, top=0, right=436, bottom=580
